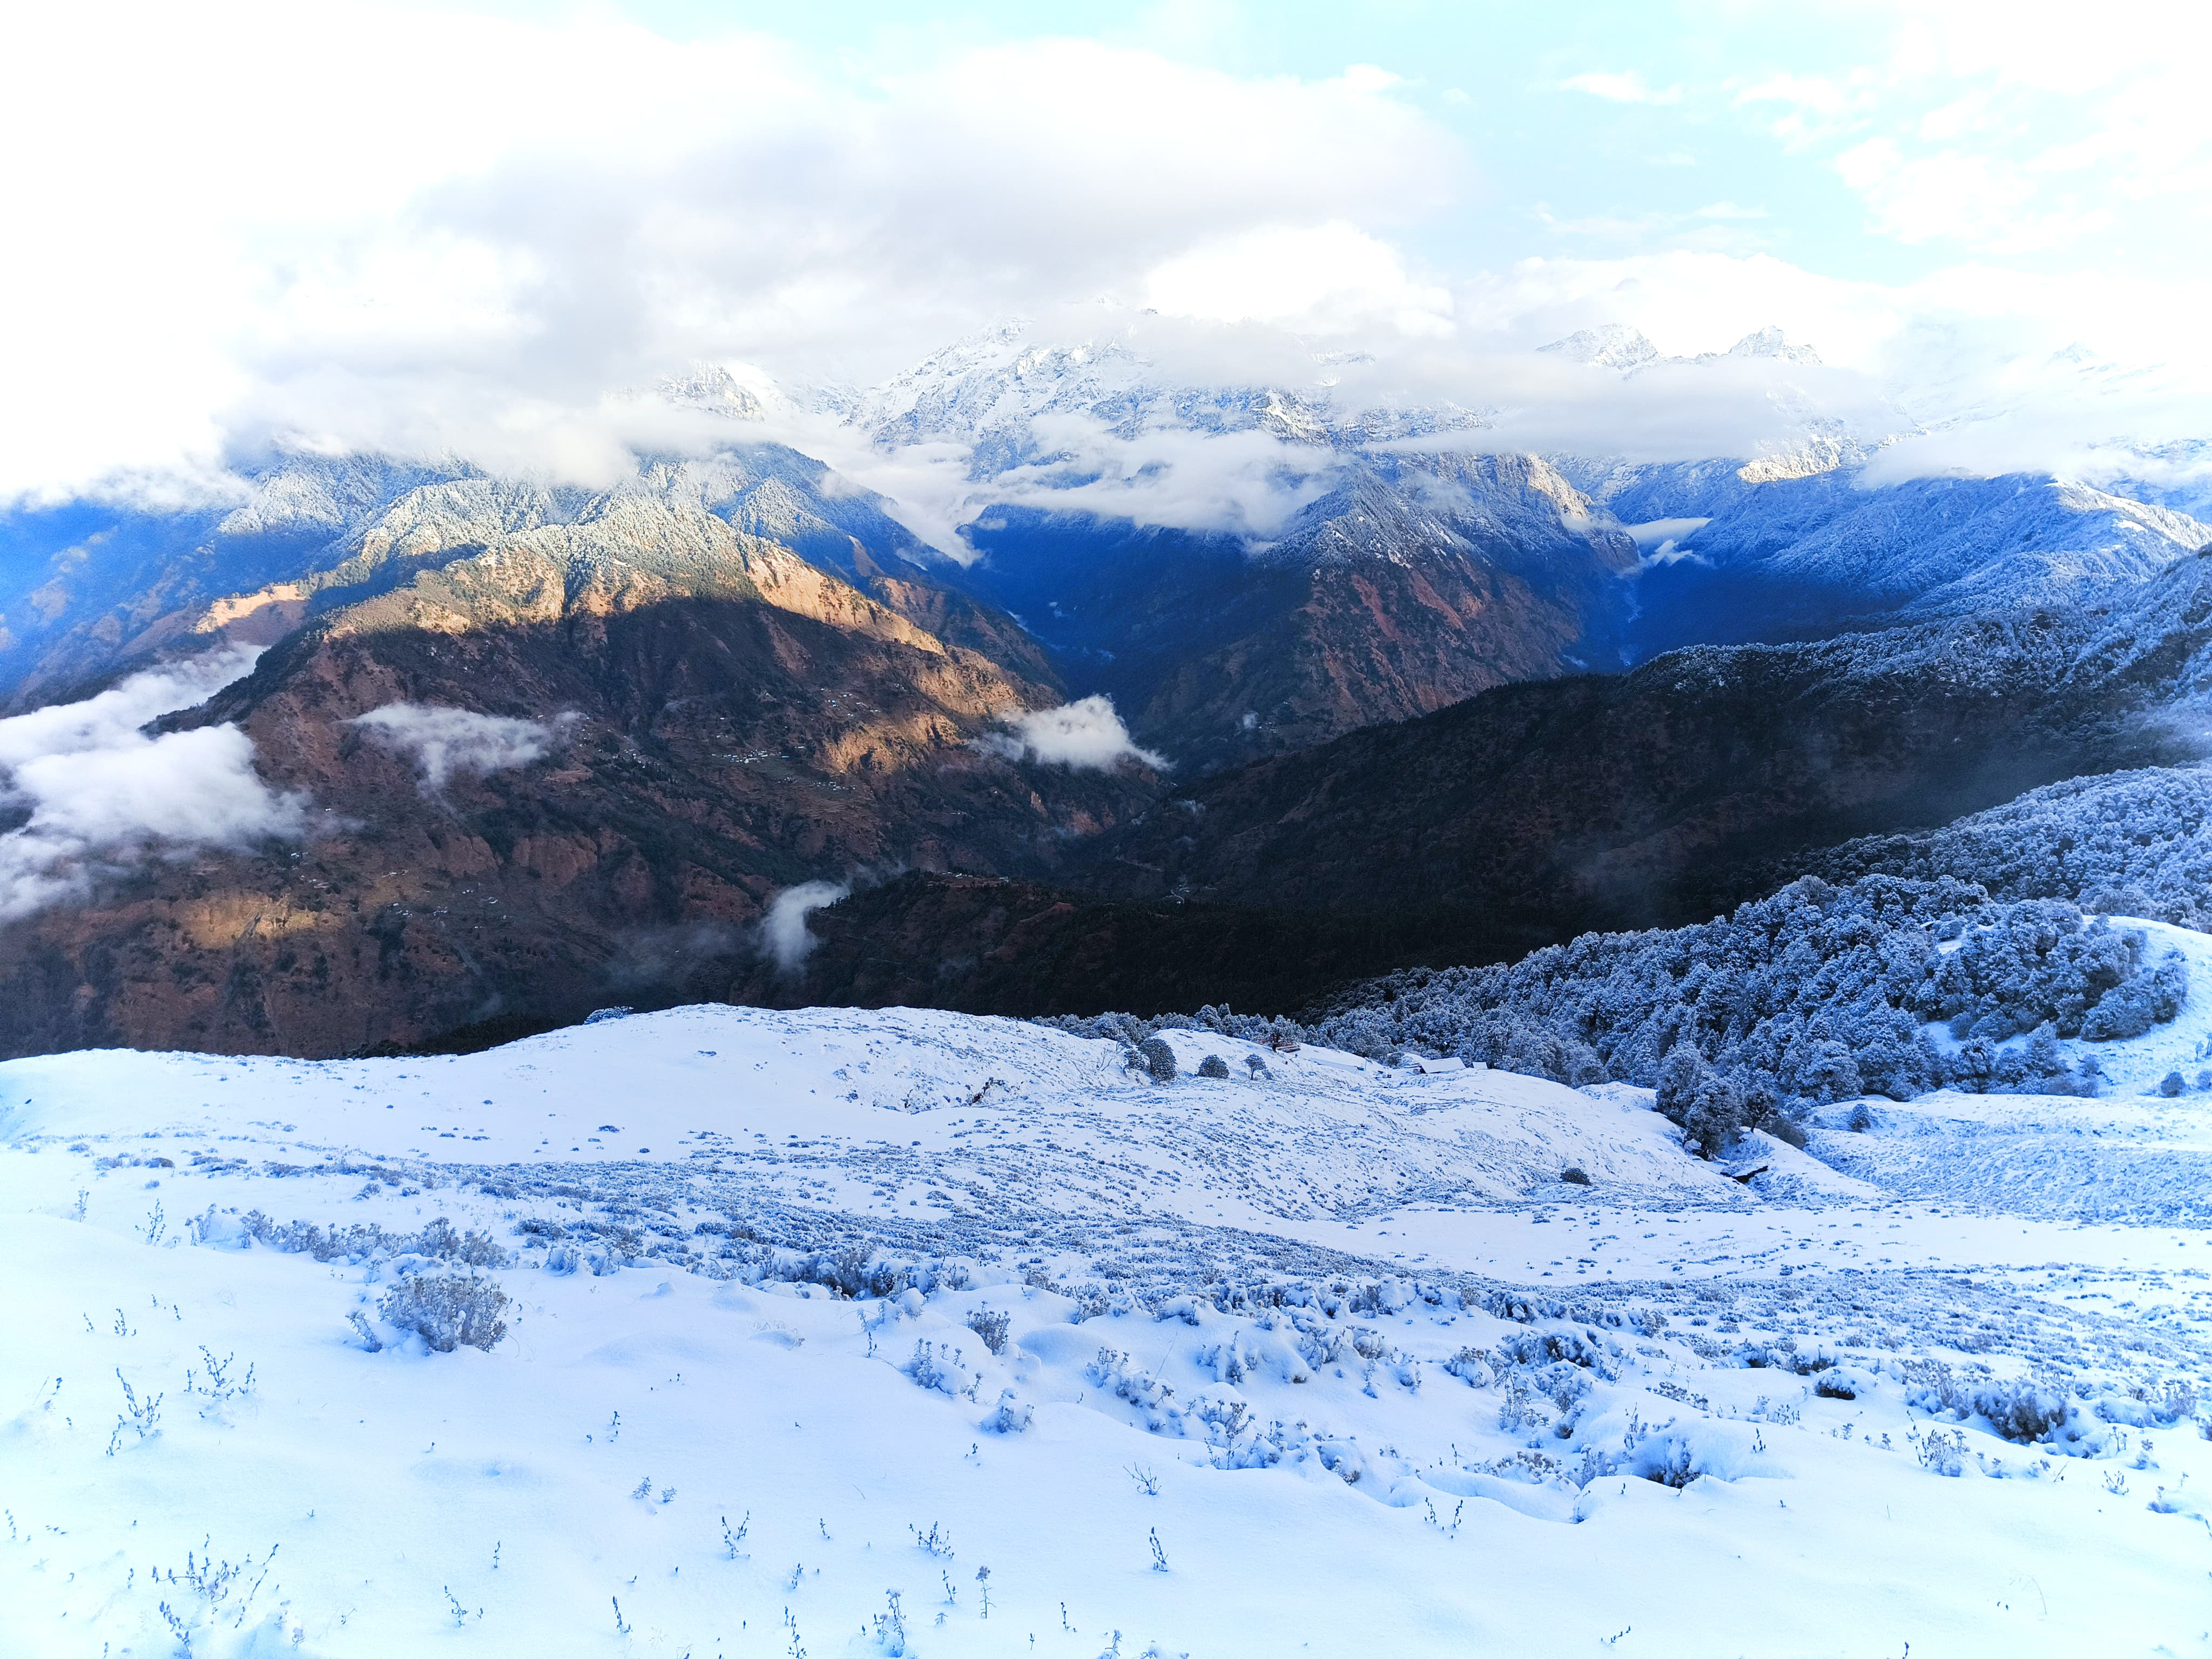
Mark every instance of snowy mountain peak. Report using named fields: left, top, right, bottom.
left=1722, top=325, right=1822, bottom=366
left=1537, top=324, right=1659, bottom=370
left=1536, top=323, right=1823, bottom=374
left=657, top=363, right=784, bottom=421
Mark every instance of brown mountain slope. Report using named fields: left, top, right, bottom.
left=1134, top=545, right=1593, bottom=761
left=746, top=588, right=2212, bottom=1023
left=952, top=455, right=1643, bottom=773
left=1080, top=610, right=2133, bottom=945
left=0, top=509, right=1158, bottom=1058
left=0, top=446, right=1059, bottom=711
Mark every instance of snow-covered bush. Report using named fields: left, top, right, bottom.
left=238, top=1210, right=511, bottom=1269
left=1972, top=1380, right=2071, bottom=1445
left=1632, top=1430, right=1700, bottom=1488
left=984, top=1389, right=1032, bottom=1434
left=419, top=1217, right=510, bottom=1268
left=1443, top=1347, right=1495, bottom=1388
left=1497, top=1373, right=1542, bottom=1433
left=1197, top=1055, right=1230, bottom=1078
left=966, top=1307, right=1010, bottom=1356
left=377, top=1272, right=510, bottom=1353
left=1815, top=764, right=2212, bottom=929
left=1495, top=1328, right=1620, bottom=1379
left=905, top=1340, right=977, bottom=1399
left=1290, top=876, right=2180, bottom=1107
left=1137, top=1038, right=1178, bottom=1082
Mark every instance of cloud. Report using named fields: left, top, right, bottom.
left=4, top=1, right=2207, bottom=527
left=994, top=417, right=1344, bottom=540
left=760, top=880, right=851, bottom=974
left=349, top=705, right=574, bottom=792
left=980, top=697, right=1169, bottom=771
left=0, top=5, right=1460, bottom=503
left=1561, top=71, right=1681, bottom=106
left=1836, top=138, right=2112, bottom=254
left=0, top=648, right=308, bottom=920
left=609, top=920, right=747, bottom=990
left=1143, top=224, right=1453, bottom=336
left=1736, top=3, right=2212, bottom=259
left=737, top=247, right=2212, bottom=541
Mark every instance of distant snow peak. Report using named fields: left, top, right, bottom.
left=657, top=363, right=781, bottom=421
left=1535, top=322, right=1822, bottom=375
left=1537, top=324, right=1658, bottom=371
left=1723, top=326, right=1823, bottom=366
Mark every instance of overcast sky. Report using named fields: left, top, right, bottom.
left=5, top=0, right=2208, bottom=503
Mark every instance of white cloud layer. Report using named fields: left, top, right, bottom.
left=0, top=4, right=1454, bottom=503
left=349, top=705, right=572, bottom=792
left=0, top=649, right=308, bottom=920
left=980, top=698, right=1169, bottom=772
left=1562, top=71, right=1680, bottom=106
left=1, top=1, right=2207, bottom=517
left=1143, top=224, right=1453, bottom=336
left=760, top=881, right=852, bottom=974
left=1741, top=1, right=2212, bottom=262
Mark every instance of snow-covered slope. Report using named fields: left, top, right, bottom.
left=839, top=321, right=1488, bottom=461
left=6, top=1003, right=2212, bottom=1656
left=0, top=1009, right=1762, bottom=1250
left=1577, top=460, right=2212, bottom=636
left=1703, top=474, right=2204, bottom=614
left=844, top=321, right=2207, bottom=666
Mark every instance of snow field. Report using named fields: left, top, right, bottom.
left=4, top=1003, right=2212, bottom=1655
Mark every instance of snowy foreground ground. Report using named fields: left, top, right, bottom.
left=8, top=935, right=2212, bottom=1655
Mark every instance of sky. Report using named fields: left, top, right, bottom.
left=3, top=0, right=2209, bottom=505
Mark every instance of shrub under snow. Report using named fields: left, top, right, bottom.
left=378, top=1272, right=511, bottom=1354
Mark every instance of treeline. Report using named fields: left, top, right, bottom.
left=1812, top=763, right=2212, bottom=929
left=1042, top=875, right=2187, bottom=1151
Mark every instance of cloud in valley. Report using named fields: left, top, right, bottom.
left=760, top=880, right=853, bottom=974
left=0, top=649, right=309, bottom=920
left=349, top=704, right=575, bottom=792
left=979, top=697, right=1169, bottom=772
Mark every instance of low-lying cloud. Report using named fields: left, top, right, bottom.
left=349, top=704, right=574, bottom=791
left=980, top=697, right=1168, bottom=772
left=0, top=648, right=309, bottom=921
left=760, top=880, right=852, bottom=974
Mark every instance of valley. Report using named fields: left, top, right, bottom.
left=2, top=327, right=2207, bottom=1056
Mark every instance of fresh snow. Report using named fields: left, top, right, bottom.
left=6, top=992, right=2212, bottom=1656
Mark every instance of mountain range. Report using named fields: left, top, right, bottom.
left=0, top=320, right=2206, bottom=1056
